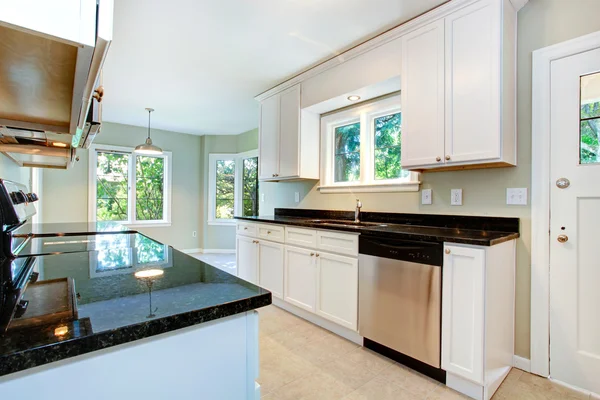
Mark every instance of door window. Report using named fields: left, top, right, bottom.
left=580, top=72, right=600, bottom=164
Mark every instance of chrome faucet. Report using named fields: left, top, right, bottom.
left=355, top=199, right=363, bottom=223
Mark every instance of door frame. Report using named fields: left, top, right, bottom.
left=530, top=30, right=600, bottom=378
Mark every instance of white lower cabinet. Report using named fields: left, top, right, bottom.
left=442, top=241, right=516, bottom=400
left=258, top=241, right=284, bottom=299
left=236, top=235, right=258, bottom=285
left=316, top=252, right=358, bottom=330
left=284, top=246, right=317, bottom=312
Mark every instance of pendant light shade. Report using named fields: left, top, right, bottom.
left=135, top=108, right=163, bottom=155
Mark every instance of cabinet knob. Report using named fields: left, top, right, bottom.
left=445, top=155, right=451, bottom=161
left=244, top=227, right=248, bottom=230
left=445, top=249, right=451, bottom=254
left=315, top=253, right=320, bottom=257
left=436, top=157, right=441, bottom=162
left=274, top=174, right=279, bottom=177
left=272, top=174, right=276, bottom=177
left=92, top=85, right=104, bottom=102
left=310, top=253, right=315, bottom=256
left=557, top=234, right=569, bottom=243
left=267, top=231, right=271, bottom=234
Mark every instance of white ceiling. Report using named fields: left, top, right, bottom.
left=102, top=0, right=447, bottom=135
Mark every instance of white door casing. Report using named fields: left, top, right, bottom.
left=531, top=30, right=600, bottom=380
left=548, top=48, right=600, bottom=395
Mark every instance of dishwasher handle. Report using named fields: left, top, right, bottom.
left=359, top=236, right=443, bottom=266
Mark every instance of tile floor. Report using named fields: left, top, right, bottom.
left=193, top=253, right=595, bottom=400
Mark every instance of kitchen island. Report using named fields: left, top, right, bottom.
left=0, top=243, right=270, bottom=399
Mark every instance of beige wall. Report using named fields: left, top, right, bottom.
left=0, top=155, right=31, bottom=188
left=41, top=122, right=203, bottom=250
left=254, top=0, right=600, bottom=359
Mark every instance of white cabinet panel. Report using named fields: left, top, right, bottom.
left=259, top=94, right=279, bottom=180
left=284, top=246, right=317, bottom=312
left=316, top=231, right=358, bottom=257
left=401, top=19, right=445, bottom=168
left=236, top=235, right=258, bottom=285
left=316, top=252, right=358, bottom=330
left=257, top=224, right=284, bottom=243
left=237, top=222, right=257, bottom=237
left=279, top=85, right=300, bottom=178
left=444, top=0, right=501, bottom=164
left=442, top=244, right=485, bottom=384
left=258, top=241, right=284, bottom=299
left=285, top=227, right=317, bottom=248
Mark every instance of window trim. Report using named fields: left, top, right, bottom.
left=319, top=95, right=420, bottom=193
left=88, top=144, right=173, bottom=227
left=208, top=150, right=259, bottom=226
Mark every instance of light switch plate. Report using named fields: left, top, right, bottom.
left=507, top=188, right=527, bottom=205
left=294, top=192, right=300, bottom=203
left=261, top=193, right=265, bottom=202
left=451, top=189, right=463, bottom=206
left=421, top=189, right=432, bottom=205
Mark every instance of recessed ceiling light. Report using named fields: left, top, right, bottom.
left=52, top=142, right=68, bottom=148
left=347, top=95, right=361, bottom=101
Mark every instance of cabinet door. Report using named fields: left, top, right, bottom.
left=400, top=19, right=445, bottom=168
left=236, top=235, right=258, bottom=285
left=258, top=241, right=284, bottom=299
left=316, top=252, right=358, bottom=330
left=278, top=84, right=301, bottom=178
left=442, top=244, right=485, bottom=384
left=445, top=0, right=501, bottom=164
left=284, top=246, right=316, bottom=312
left=259, top=94, right=280, bottom=180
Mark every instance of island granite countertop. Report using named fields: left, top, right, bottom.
left=0, top=243, right=271, bottom=377
left=236, top=208, right=519, bottom=246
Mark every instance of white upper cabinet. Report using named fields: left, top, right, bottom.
left=258, top=83, right=319, bottom=182
left=401, top=19, right=446, bottom=168
left=401, top=0, right=517, bottom=170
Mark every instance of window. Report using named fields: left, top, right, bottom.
left=580, top=72, right=600, bottom=164
left=320, top=95, right=419, bottom=193
left=208, top=150, right=259, bottom=224
left=89, top=144, right=172, bottom=227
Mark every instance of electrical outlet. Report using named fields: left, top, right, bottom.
left=421, top=189, right=432, bottom=205
left=506, top=188, right=527, bottom=205
left=294, top=192, right=300, bottom=203
left=192, top=231, right=197, bottom=238
left=261, top=193, right=265, bottom=202
left=451, top=189, right=463, bottom=206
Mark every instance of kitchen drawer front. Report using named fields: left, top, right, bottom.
left=316, top=230, right=359, bottom=257
left=285, top=227, right=317, bottom=248
left=237, top=222, right=257, bottom=237
left=257, top=224, right=285, bottom=243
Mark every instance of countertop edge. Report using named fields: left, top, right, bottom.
left=234, top=216, right=520, bottom=246
left=0, top=293, right=271, bottom=378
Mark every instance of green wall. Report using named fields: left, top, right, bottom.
left=41, top=122, right=203, bottom=250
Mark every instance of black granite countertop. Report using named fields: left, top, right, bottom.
left=236, top=209, right=519, bottom=246
left=0, top=238, right=271, bottom=377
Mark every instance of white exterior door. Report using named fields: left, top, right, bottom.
left=259, top=94, right=279, bottom=180
left=315, top=252, right=358, bottom=331
left=284, top=246, right=316, bottom=312
left=236, top=235, right=258, bottom=284
left=549, top=48, right=600, bottom=395
left=400, top=19, right=445, bottom=168
left=258, top=240, right=284, bottom=299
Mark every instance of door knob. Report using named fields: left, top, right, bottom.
left=556, top=178, right=570, bottom=189
left=557, top=234, right=569, bottom=243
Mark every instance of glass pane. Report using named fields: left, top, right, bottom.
left=96, top=152, right=129, bottom=221
left=136, top=235, right=166, bottom=264
left=374, top=113, right=408, bottom=180
left=334, top=122, right=360, bottom=182
left=581, top=119, right=600, bottom=164
left=580, top=72, right=600, bottom=164
left=242, top=157, right=259, bottom=217
left=216, top=159, right=235, bottom=219
left=335, top=153, right=361, bottom=182
left=96, top=248, right=132, bottom=272
left=136, top=156, right=165, bottom=220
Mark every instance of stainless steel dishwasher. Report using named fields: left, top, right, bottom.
left=358, top=235, right=444, bottom=381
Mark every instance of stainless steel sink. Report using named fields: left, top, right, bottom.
left=307, top=219, right=388, bottom=228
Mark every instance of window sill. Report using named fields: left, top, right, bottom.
left=122, top=222, right=172, bottom=228
left=317, top=181, right=421, bottom=193
left=208, top=220, right=236, bottom=226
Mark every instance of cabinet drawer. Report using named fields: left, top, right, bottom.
left=237, top=222, right=257, bottom=237
left=257, top=224, right=284, bottom=243
left=316, top=231, right=358, bottom=257
left=285, top=227, right=317, bottom=248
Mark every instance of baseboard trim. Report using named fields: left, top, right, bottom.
left=178, top=248, right=236, bottom=254
left=272, top=297, right=363, bottom=345
left=513, top=355, right=531, bottom=372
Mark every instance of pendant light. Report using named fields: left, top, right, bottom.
left=135, top=107, right=163, bottom=155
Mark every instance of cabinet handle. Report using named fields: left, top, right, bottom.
left=267, top=231, right=271, bottom=234
left=445, top=249, right=451, bottom=254
left=436, top=157, right=441, bottom=162
left=272, top=174, right=276, bottom=177
left=315, top=253, right=320, bottom=257
left=274, top=174, right=279, bottom=177
left=445, top=155, right=451, bottom=161
left=310, top=253, right=315, bottom=256
left=244, top=227, right=248, bottom=230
